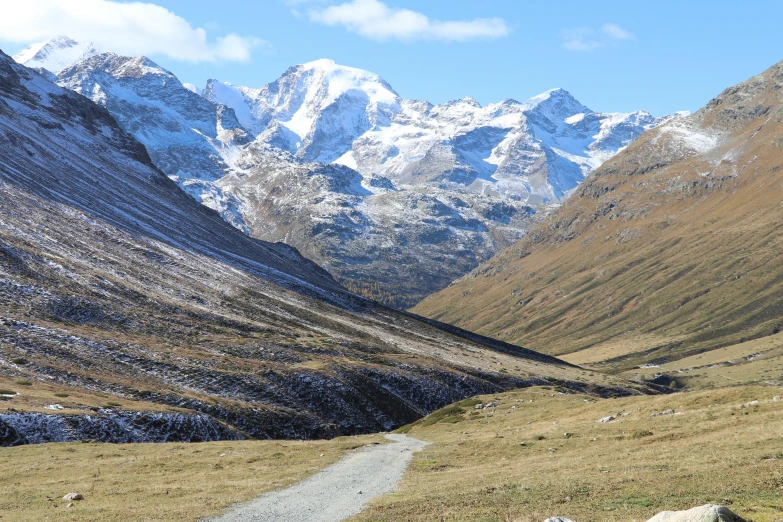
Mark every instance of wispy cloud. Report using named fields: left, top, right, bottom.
left=0, top=0, right=269, bottom=63
left=307, top=0, right=510, bottom=42
left=561, top=28, right=604, bottom=52
left=561, top=22, right=635, bottom=52
left=601, top=23, right=635, bottom=41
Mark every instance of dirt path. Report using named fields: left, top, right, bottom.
left=205, top=434, right=427, bottom=522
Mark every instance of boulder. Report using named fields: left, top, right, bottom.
left=597, top=415, right=616, bottom=423
left=645, top=504, right=745, bottom=522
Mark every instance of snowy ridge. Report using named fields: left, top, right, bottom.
left=205, top=59, right=401, bottom=162
left=13, top=35, right=99, bottom=74
left=14, top=36, right=679, bottom=307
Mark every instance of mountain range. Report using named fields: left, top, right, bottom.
left=13, top=36, right=679, bottom=307
left=0, top=48, right=654, bottom=442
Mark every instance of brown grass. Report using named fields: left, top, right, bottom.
left=622, top=331, right=783, bottom=390
left=350, top=386, right=783, bottom=522
left=0, top=435, right=384, bottom=521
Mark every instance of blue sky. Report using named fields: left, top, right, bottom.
left=2, top=0, right=783, bottom=115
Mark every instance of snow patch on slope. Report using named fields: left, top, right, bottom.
left=14, top=35, right=99, bottom=74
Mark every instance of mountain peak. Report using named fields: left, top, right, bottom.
left=525, top=87, right=592, bottom=122
left=526, top=87, right=579, bottom=106
left=13, top=35, right=99, bottom=74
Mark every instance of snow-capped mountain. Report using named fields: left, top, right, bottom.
left=14, top=36, right=679, bottom=307
left=13, top=35, right=99, bottom=74
left=54, top=52, right=252, bottom=230
left=336, top=89, right=670, bottom=203
left=204, top=59, right=401, bottom=162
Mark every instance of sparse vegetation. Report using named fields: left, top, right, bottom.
left=352, top=386, right=783, bottom=522
left=0, top=434, right=384, bottom=521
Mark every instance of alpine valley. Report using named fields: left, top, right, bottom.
left=0, top=47, right=656, bottom=445
left=13, top=36, right=680, bottom=308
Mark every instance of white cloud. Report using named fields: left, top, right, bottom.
left=561, top=28, right=604, bottom=52
left=308, top=0, right=510, bottom=42
left=561, top=23, right=635, bottom=52
left=601, top=23, right=634, bottom=41
left=0, top=0, right=268, bottom=63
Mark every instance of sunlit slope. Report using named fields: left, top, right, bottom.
left=414, top=58, right=783, bottom=370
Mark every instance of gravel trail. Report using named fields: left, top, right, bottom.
left=205, top=434, right=428, bottom=522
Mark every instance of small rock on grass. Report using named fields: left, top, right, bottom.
left=62, top=493, right=83, bottom=501
left=597, top=415, right=615, bottom=423
left=544, top=518, right=576, bottom=522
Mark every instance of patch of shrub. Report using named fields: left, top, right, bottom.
left=632, top=430, right=654, bottom=439
left=15, top=380, right=32, bottom=386
left=11, top=358, right=28, bottom=365
left=454, top=398, right=483, bottom=408
left=0, top=389, right=17, bottom=395
left=534, top=435, right=546, bottom=440
left=53, top=393, right=69, bottom=398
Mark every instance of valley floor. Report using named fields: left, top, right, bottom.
left=0, top=434, right=384, bottom=521
left=354, top=385, right=783, bottom=522
left=4, top=384, right=783, bottom=521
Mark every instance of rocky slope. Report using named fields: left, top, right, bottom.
left=0, top=49, right=651, bottom=443
left=414, top=57, right=783, bottom=372
left=55, top=51, right=253, bottom=231
left=16, top=37, right=674, bottom=308
left=0, top=411, right=243, bottom=445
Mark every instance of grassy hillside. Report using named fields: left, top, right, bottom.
left=413, top=58, right=783, bottom=372
left=351, top=385, right=783, bottom=522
